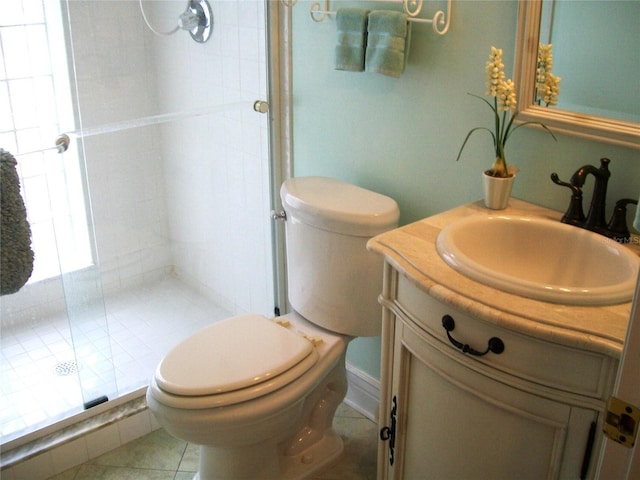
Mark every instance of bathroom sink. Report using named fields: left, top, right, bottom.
left=436, top=215, right=640, bottom=305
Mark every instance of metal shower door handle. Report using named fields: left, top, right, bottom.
left=253, top=100, right=269, bottom=113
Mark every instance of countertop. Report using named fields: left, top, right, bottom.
left=367, top=198, right=640, bottom=359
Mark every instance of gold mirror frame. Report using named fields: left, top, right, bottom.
left=514, top=0, right=640, bottom=150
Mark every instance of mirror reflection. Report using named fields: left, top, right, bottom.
left=539, top=0, right=640, bottom=123
left=515, top=0, right=640, bottom=149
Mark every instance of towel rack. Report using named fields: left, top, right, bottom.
left=289, top=0, right=452, bottom=35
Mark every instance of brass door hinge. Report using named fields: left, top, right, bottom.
left=604, top=397, right=639, bottom=447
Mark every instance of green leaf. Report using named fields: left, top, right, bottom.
left=508, top=121, right=558, bottom=142
left=456, top=127, right=496, bottom=162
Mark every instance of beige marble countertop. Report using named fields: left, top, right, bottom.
left=368, top=198, right=640, bottom=359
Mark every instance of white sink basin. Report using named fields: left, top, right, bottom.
left=436, top=215, right=639, bottom=305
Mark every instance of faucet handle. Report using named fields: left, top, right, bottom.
left=550, top=173, right=586, bottom=225
left=551, top=173, right=580, bottom=193
left=607, top=198, right=639, bottom=243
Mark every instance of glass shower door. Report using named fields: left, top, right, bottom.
left=56, top=231, right=118, bottom=410
left=0, top=0, right=117, bottom=442
left=1, top=0, right=276, bottom=445
left=38, top=0, right=119, bottom=411
left=59, top=0, right=277, bottom=398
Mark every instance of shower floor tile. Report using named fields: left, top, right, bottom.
left=0, top=276, right=232, bottom=445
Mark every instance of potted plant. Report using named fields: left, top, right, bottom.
left=457, top=46, right=559, bottom=209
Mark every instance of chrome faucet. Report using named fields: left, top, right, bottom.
left=551, top=158, right=638, bottom=242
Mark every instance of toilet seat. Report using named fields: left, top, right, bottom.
left=152, top=314, right=320, bottom=408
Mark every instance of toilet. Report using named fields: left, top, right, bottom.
left=146, top=176, right=399, bottom=480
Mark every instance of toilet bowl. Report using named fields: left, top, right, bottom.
left=146, top=177, right=399, bottom=479
left=147, top=312, right=350, bottom=479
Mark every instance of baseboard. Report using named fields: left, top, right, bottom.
left=344, top=363, right=380, bottom=422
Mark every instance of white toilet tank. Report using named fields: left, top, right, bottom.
left=280, top=177, right=399, bottom=337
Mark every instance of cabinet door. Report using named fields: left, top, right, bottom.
left=380, top=317, right=598, bottom=480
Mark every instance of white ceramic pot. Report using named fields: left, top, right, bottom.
left=483, top=170, right=515, bottom=209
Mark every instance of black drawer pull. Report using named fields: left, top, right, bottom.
left=441, top=315, right=505, bottom=356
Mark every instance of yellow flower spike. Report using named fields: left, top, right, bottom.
left=535, top=43, right=561, bottom=106
left=457, top=45, right=558, bottom=178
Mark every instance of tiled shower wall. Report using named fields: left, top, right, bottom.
left=151, top=0, right=273, bottom=316
left=2, top=0, right=273, bottom=323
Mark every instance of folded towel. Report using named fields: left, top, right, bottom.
left=334, top=8, right=370, bottom=72
left=366, top=10, right=410, bottom=77
left=634, top=192, right=640, bottom=232
left=1, top=149, right=34, bottom=295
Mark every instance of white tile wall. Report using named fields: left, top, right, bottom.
left=151, top=0, right=273, bottom=316
left=65, top=0, right=273, bottom=315
left=63, top=0, right=170, bottom=297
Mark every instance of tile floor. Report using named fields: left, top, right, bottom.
left=1, top=276, right=232, bottom=444
left=45, top=403, right=378, bottom=480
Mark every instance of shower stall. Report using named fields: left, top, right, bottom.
left=1, top=0, right=279, bottom=449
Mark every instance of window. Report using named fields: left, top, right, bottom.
left=1, top=0, right=92, bottom=282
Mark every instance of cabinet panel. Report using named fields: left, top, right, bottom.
left=382, top=318, right=598, bottom=480
left=394, top=275, right=615, bottom=399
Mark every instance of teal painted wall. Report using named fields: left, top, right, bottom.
left=290, top=0, right=640, bottom=379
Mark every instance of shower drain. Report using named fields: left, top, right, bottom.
left=54, top=360, right=78, bottom=376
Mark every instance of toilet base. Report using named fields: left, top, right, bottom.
left=193, top=428, right=344, bottom=480
left=186, top=359, right=348, bottom=480
left=280, top=427, right=343, bottom=479
left=192, top=427, right=343, bottom=480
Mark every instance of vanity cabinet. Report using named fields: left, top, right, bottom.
left=376, top=268, right=618, bottom=480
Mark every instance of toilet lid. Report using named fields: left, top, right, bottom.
left=155, top=314, right=315, bottom=396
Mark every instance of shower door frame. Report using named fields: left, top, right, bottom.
left=266, top=0, right=293, bottom=316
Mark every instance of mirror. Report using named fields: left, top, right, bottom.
left=514, top=0, right=640, bottom=149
